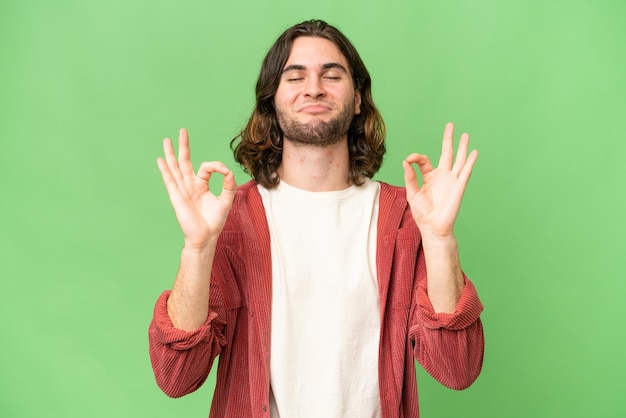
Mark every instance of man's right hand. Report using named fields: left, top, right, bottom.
left=157, top=128, right=237, bottom=250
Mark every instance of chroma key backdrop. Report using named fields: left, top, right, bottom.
left=1, top=1, right=624, bottom=417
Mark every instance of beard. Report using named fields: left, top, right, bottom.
left=276, top=102, right=355, bottom=148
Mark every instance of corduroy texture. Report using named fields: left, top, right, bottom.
left=148, top=181, right=484, bottom=418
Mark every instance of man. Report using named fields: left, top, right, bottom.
left=149, top=19, right=484, bottom=418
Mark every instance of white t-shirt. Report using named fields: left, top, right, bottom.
left=259, top=179, right=382, bottom=418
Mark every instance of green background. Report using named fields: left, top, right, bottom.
left=1, top=0, right=624, bottom=417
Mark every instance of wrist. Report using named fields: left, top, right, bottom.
left=182, top=237, right=218, bottom=254
left=419, top=229, right=458, bottom=247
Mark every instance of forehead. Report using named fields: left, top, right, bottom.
left=284, top=36, right=350, bottom=70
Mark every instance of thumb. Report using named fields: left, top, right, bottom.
left=402, top=159, right=420, bottom=196
left=219, top=170, right=237, bottom=205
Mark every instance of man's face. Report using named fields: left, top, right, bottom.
left=274, top=36, right=362, bottom=147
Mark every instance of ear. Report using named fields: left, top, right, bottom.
left=354, top=90, right=362, bottom=115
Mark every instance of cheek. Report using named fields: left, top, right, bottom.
left=274, top=86, right=298, bottom=108
left=273, top=91, right=288, bottom=112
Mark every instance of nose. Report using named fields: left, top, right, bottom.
left=304, top=77, right=326, bottom=98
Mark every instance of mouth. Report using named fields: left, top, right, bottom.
left=298, top=103, right=333, bottom=114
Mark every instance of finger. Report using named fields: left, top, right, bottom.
left=163, top=138, right=184, bottom=184
left=452, top=132, right=470, bottom=176
left=156, top=157, right=183, bottom=202
left=196, top=161, right=231, bottom=189
left=177, top=128, right=195, bottom=178
left=402, top=159, right=420, bottom=196
left=459, top=149, right=478, bottom=185
left=218, top=169, right=238, bottom=206
left=405, top=153, right=435, bottom=176
left=438, top=122, right=455, bottom=169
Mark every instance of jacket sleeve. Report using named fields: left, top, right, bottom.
left=408, top=247, right=485, bottom=390
left=148, top=283, right=228, bottom=398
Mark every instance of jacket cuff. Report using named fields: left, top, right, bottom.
left=418, top=277, right=483, bottom=330
left=151, top=290, right=226, bottom=350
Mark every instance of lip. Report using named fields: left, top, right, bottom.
left=298, top=104, right=332, bottom=114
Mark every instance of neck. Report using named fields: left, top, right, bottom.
left=277, top=137, right=352, bottom=192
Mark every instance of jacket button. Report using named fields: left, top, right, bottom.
left=263, top=404, right=267, bottom=412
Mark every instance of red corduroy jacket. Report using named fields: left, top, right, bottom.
left=149, top=181, right=484, bottom=418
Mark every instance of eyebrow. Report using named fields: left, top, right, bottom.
left=282, top=62, right=349, bottom=74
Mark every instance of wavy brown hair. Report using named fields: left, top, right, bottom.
left=231, top=19, right=386, bottom=188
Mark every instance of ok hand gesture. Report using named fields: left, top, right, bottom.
left=402, top=123, right=478, bottom=239
left=157, top=129, right=237, bottom=249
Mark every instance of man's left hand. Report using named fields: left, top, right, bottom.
left=402, top=122, right=478, bottom=240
